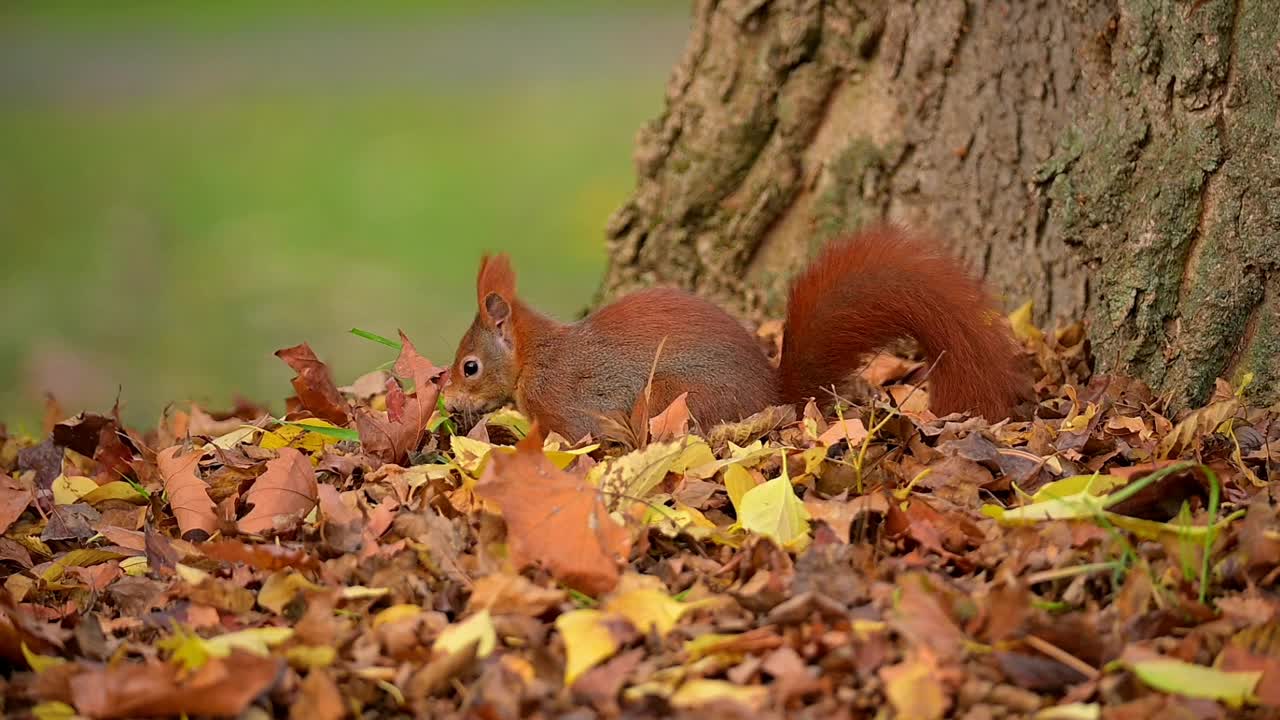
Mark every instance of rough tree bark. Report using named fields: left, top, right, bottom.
left=600, top=0, right=1279, bottom=408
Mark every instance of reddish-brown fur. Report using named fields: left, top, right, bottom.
left=779, top=225, right=1026, bottom=418
left=445, top=224, right=1026, bottom=440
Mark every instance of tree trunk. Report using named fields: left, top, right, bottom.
left=600, top=0, right=1279, bottom=408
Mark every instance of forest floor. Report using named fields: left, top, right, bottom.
left=1, top=312, right=1278, bottom=719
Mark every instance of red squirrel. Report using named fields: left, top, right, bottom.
left=444, top=224, right=1026, bottom=440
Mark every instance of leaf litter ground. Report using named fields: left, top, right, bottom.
left=1, top=312, right=1278, bottom=720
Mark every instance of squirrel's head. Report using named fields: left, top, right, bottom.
left=444, top=253, right=518, bottom=422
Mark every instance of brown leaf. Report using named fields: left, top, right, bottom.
left=356, top=333, right=444, bottom=465
left=238, top=447, right=318, bottom=535
left=572, top=647, right=643, bottom=714
left=158, top=446, right=217, bottom=541
left=476, top=426, right=630, bottom=596
left=199, top=539, right=320, bottom=572
left=0, top=472, right=32, bottom=534
left=803, top=492, right=889, bottom=542
left=892, top=573, right=968, bottom=663
left=275, top=343, right=351, bottom=426
left=290, top=669, right=346, bottom=720
left=0, top=594, right=69, bottom=662
left=649, top=392, right=691, bottom=442
left=18, top=439, right=62, bottom=512
left=144, top=524, right=179, bottom=573
left=66, top=650, right=282, bottom=719
left=466, top=572, right=566, bottom=616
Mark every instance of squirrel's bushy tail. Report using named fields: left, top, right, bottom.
left=778, top=224, right=1026, bottom=419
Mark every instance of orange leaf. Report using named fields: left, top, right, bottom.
left=157, top=446, right=217, bottom=541
left=238, top=448, right=318, bottom=535
left=66, top=650, right=282, bottom=719
left=199, top=539, right=319, bottom=572
left=648, top=392, right=691, bottom=442
left=275, top=343, right=351, bottom=426
left=476, top=426, right=630, bottom=596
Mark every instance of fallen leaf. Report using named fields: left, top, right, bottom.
left=466, top=573, right=566, bottom=616
left=670, top=679, right=767, bottom=710
left=290, top=669, right=346, bottom=720
left=355, top=332, right=443, bottom=464
left=476, top=426, right=630, bottom=596
left=648, top=392, right=690, bottom=441
left=275, top=343, right=351, bottom=426
left=238, top=447, right=318, bottom=535
left=66, top=650, right=282, bottom=719
left=433, top=609, right=496, bottom=659
left=0, top=472, right=32, bottom=534
left=199, top=539, right=320, bottom=572
left=1127, top=656, right=1260, bottom=707
left=880, top=652, right=949, bottom=720
left=818, top=417, right=868, bottom=447
left=157, top=446, right=217, bottom=541
left=557, top=609, right=622, bottom=686
left=737, top=459, right=811, bottom=551
left=804, top=492, right=890, bottom=542
left=602, top=580, right=706, bottom=637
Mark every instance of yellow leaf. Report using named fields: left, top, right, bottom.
left=670, top=679, right=767, bottom=710
left=207, top=425, right=263, bottom=450
left=373, top=604, right=423, bottom=629
left=257, top=571, right=321, bottom=615
left=175, top=563, right=213, bottom=586
left=1035, top=704, right=1101, bottom=720
left=120, top=556, right=149, bottom=576
left=260, top=419, right=339, bottom=455
left=686, top=440, right=772, bottom=480
left=1129, top=658, right=1260, bottom=708
left=544, top=442, right=600, bottom=471
left=41, top=548, right=125, bottom=583
left=433, top=609, right=497, bottom=659
left=451, top=435, right=505, bottom=475
left=202, top=627, right=295, bottom=658
left=1028, top=473, right=1126, bottom=502
left=556, top=609, right=619, bottom=685
left=882, top=655, right=948, bottom=720
left=603, top=587, right=686, bottom=637
left=1008, top=300, right=1045, bottom=345
left=80, top=480, right=148, bottom=505
left=589, top=438, right=711, bottom=509
left=643, top=502, right=717, bottom=539
left=737, top=460, right=810, bottom=551
left=286, top=644, right=337, bottom=670
left=341, top=585, right=391, bottom=600
left=51, top=475, right=97, bottom=505
left=487, top=407, right=533, bottom=436
left=31, top=701, right=77, bottom=720
left=22, top=642, right=67, bottom=673
left=723, top=464, right=758, bottom=514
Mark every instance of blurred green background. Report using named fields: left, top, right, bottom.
left=0, top=1, right=688, bottom=429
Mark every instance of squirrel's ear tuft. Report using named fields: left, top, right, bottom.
left=476, top=253, right=516, bottom=308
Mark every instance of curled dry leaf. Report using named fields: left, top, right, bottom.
left=199, top=539, right=320, bottom=572
left=238, top=447, right=318, bottom=535
left=275, top=343, right=351, bottom=426
left=157, top=446, right=217, bottom=541
left=476, top=426, right=630, bottom=596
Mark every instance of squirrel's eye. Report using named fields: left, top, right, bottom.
left=462, top=359, right=481, bottom=378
